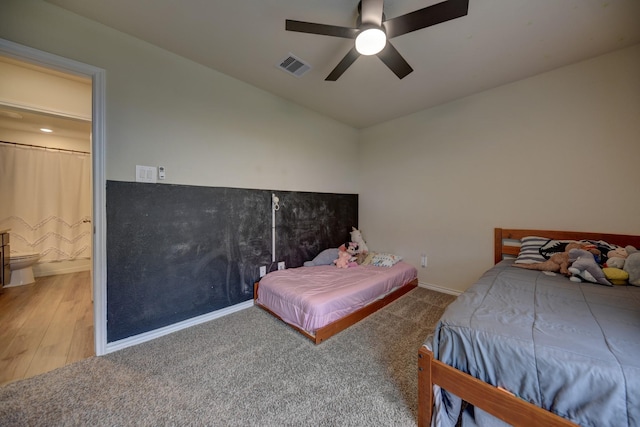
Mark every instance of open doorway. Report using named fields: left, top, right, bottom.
left=0, top=38, right=107, bottom=376
left=0, top=56, right=93, bottom=385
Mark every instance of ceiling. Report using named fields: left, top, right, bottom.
left=0, top=105, right=91, bottom=140
left=45, top=0, right=640, bottom=129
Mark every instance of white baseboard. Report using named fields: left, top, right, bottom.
left=34, top=259, right=91, bottom=277
left=418, top=281, right=462, bottom=296
left=104, top=300, right=255, bottom=354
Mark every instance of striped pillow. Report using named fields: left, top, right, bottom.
left=514, top=236, right=548, bottom=264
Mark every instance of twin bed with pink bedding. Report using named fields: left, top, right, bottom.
left=254, top=261, right=418, bottom=344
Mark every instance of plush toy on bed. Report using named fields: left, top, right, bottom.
left=303, top=248, right=340, bottom=267
left=607, top=247, right=629, bottom=260
left=350, top=227, right=369, bottom=254
left=334, top=250, right=356, bottom=268
left=623, top=245, right=640, bottom=286
left=338, top=241, right=368, bottom=265
left=604, top=246, right=628, bottom=269
left=605, top=257, right=626, bottom=269
left=568, top=248, right=612, bottom=286
left=332, top=242, right=359, bottom=268
left=602, top=267, right=629, bottom=285
left=514, top=242, right=587, bottom=276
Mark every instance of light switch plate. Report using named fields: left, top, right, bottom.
left=136, top=165, right=157, bottom=183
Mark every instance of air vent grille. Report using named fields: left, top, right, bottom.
left=277, top=53, right=311, bottom=77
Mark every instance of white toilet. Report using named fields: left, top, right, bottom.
left=8, top=251, right=41, bottom=287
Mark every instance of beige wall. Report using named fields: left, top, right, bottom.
left=0, top=56, right=91, bottom=120
left=359, top=44, right=640, bottom=293
left=0, top=0, right=359, bottom=193
left=0, top=56, right=92, bottom=152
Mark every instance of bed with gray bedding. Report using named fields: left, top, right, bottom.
left=425, top=260, right=640, bottom=426
left=418, top=228, right=640, bottom=427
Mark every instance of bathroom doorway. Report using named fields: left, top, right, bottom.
left=0, top=47, right=103, bottom=384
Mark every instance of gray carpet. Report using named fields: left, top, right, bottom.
left=0, top=287, right=456, bottom=426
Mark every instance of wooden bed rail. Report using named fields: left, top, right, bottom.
left=254, top=278, right=418, bottom=344
left=418, top=347, right=578, bottom=427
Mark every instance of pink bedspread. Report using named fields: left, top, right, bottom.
left=256, top=261, right=418, bottom=333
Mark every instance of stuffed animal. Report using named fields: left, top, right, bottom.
left=568, top=248, right=612, bottom=286
left=345, top=241, right=360, bottom=256
left=338, top=241, right=359, bottom=258
left=350, top=227, right=369, bottom=254
left=343, top=241, right=369, bottom=265
left=514, top=251, right=572, bottom=276
left=605, top=257, right=626, bottom=269
left=304, top=248, right=340, bottom=267
left=602, top=267, right=629, bottom=285
left=607, top=247, right=628, bottom=259
left=623, top=245, right=640, bottom=286
left=334, top=250, right=355, bottom=268
left=514, top=242, right=587, bottom=276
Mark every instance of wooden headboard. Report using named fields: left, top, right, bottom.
left=494, top=228, right=640, bottom=265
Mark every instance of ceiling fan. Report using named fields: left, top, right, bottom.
left=285, top=0, right=469, bottom=81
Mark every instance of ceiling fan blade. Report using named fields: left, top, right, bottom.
left=384, top=0, right=469, bottom=39
left=376, top=42, right=413, bottom=79
left=286, top=20, right=358, bottom=39
left=360, top=0, right=384, bottom=26
left=325, top=47, right=360, bottom=81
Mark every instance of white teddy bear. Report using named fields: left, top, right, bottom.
left=350, top=227, right=369, bottom=254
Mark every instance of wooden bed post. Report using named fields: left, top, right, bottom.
left=418, top=346, right=433, bottom=427
left=494, top=228, right=504, bottom=265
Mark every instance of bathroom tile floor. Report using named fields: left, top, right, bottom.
left=0, top=270, right=94, bottom=386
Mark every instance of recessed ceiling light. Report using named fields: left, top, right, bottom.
left=40, top=128, right=53, bottom=133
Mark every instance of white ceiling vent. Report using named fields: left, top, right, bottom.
left=277, top=53, right=311, bottom=77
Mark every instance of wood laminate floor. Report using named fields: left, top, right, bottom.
left=0, top=271, right=94, bottom=386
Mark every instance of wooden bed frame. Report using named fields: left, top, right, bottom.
left=418, top=228, right=640, bottom=427
left=254, top=277, right=418, bottom=344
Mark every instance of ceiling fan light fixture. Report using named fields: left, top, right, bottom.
left=355, top=27, right=386, bottom=55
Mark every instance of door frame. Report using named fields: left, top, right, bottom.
left=0, top=38, right=108, bottom=356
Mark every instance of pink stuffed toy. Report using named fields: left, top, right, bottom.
left=334, top=242, right=359, bottom=268
left=333, top=251, right=353, bottom=268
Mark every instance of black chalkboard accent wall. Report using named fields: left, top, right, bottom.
left=274, top=191, right=358, bottom=269
left=106, top=181, right=357, bottom=342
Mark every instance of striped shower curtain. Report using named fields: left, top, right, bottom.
left=0, top=143, right=91, bottom=262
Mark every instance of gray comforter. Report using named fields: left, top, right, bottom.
left=425, top=260, right=640, bottom=427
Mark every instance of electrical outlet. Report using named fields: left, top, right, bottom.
left=278, top=261, right=285, bottom=270
left=421, top=254, right=427, bottom=268
left=259, top=266, right=267, bottom=277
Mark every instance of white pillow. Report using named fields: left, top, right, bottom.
left=370, top=253, right=402, bottom=267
